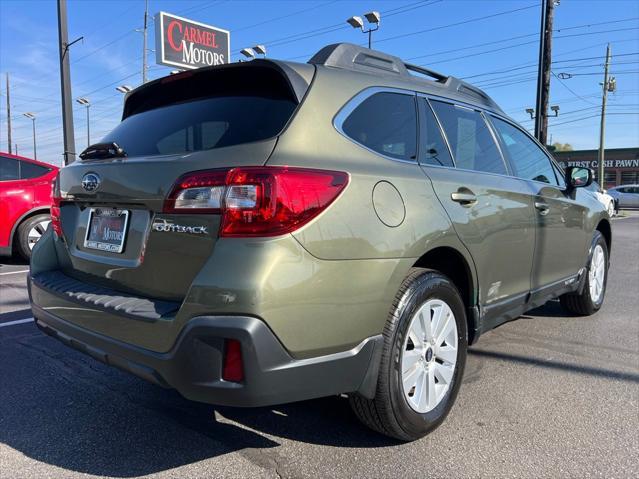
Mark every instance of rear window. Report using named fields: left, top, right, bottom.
left=20, top=160, right=51, bottom=179
left=341, top=92, right=417, bottom=162
left=100, top=67, right=299, bottom=158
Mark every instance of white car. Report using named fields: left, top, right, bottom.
left=587, top=181, right=616, bottom=217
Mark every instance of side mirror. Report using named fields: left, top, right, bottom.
left=565, top=166, right=593, bottom=189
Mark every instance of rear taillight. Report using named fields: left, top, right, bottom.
left=163, top=170, right=227, bottom=214
left=51, top=174, right=62, bottom=237
left=164, top=167, right=349, bottom=237
left=222, top=339, right=244, bottom=383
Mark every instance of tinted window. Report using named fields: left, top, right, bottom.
left=342, top=92, right=417, bottom=162
left=0, top=157, right=19, bottom=181
left=430, top=101, right=506, bottom=175
left=490, top=117, right=558, bottom=185
left=552, top=162, right=566, bottom=188
left=102, top=96, right=296, bottom=157
left=418, top=100, right=454, bottom=168
left=20, top=161, right=50, bottom=179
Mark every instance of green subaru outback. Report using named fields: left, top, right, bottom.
left=29, top=43, right=611, bottom=441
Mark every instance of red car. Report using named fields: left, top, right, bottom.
left=0, top=152, right=59, bottom=259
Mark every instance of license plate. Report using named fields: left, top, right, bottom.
left=84, top=208, right=129, bottom=253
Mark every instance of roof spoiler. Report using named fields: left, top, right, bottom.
left=121, top=60, right=314, bottom=119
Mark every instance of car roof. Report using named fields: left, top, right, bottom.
left=0, top=151, right=59, bottom=170
left=124, top=43, right=505, bottom=120
left=307, top=43, right=505, bottom=115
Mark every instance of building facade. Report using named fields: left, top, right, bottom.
left=553, top=147, right=639, bottom=189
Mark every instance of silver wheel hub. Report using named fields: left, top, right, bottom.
left=589, top=244, right=605, bottom=303
left=27, top=220, right=50, bottom=250
left=401, top=299, right=458, bottom=414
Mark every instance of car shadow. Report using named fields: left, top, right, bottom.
left=0, top=328, right=396, bottom=478
left=0, top=256, right=29, bottom=267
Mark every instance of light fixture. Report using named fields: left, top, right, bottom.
left=240, top=48, right=256, bottom=59
left=253, top=45, right=266, bottom=56
left=76, top=97, right=90, bottom=106
left=23, top=112, right=35, bottom=120
left=115, top=85, right=133, bottom=93
left=525, top=108, right=535, bottom=119
left=363, top=11, right=381, bottom=24
left=347, top=11, right=381, bottom=48
left=550, top=105, right=560, bottom=117
left=346, top=16, right=364, bottom=29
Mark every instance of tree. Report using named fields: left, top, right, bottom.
left=552, top=142, right=574, bottom=152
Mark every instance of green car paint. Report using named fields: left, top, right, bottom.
left=29, top=43, right=610, bottom=409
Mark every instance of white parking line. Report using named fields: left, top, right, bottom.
left=0, top=269, right=29, bottom=276
left=0, top=318, right=34, bottom=328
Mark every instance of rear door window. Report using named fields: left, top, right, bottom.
left=0, top=157, right=20, bottom=181
left=490, top=116, right=558, bottom=185
left=430, top=101, right=507, bottom=175
left=20, top=161, right=50, bottom=179
left=341, top=92, right=417, bottom=162
left=418, top=99, right=454, bottom=168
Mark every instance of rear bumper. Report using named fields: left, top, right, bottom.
left=31, top=304, right=382, bottom=407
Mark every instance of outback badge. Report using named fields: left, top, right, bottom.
left=152, top=219, right=208, bottom=235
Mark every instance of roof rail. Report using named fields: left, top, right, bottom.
left=308, top=43, right=501, bottom=112
left=404, top=63, right=448, bottom=82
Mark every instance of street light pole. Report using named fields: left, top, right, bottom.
left=86, top=104, right=90, bottom=146
left=32, top=117, right=36, bottom=159
left=76, top=97, right=90, bottom=147
left=57, top=0, right=79, bottom=165
left=142, top=0, right=148, bottom=83
left=5, top=73, right=12, bottom=154
left=23, top=113, right=36, bottom=160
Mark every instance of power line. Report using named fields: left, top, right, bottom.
left=375, top=3, right=539, bottom=45
left=408, top=16, right=639, bottom=62
left=422, top=26, right=639, bottom=67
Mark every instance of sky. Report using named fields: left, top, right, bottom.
left=0, top=0, right=638, bottom=167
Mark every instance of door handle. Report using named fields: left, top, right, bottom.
left=534, top=201, right=550, bottom=215
left=451, top=191, right=477, bottom=206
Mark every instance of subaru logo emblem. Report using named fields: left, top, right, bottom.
left=81, top=173, right=100, bottom=192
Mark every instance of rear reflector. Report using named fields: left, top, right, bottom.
left=51, top=173, right=62, bottom=237
left=164, top=167, right=349, bottom=237
left=222, top=339, right=244, bottom=383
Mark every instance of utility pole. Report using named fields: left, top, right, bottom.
left=534, top=0, right=555, bottom=145
left=5, top=73, right=12, bottom=154
left=598, top=43, right=612, bottom=186
left=57, top=0, right=76, bottom=165
left=142, top=0, right=148, bottom=84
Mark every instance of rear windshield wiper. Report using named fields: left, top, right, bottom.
left=79, top=142, right=127, bottom=160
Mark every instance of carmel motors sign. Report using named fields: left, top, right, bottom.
left=155, top=11, right=230, bottom=70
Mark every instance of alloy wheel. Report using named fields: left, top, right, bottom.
left=589, top=244, right=605, bottom=303
left=401, top=299, right=458, bottom=413
left=27, top=220, right=51, bottom=250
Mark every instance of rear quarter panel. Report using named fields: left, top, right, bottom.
left=0, top=180, right=34, bottom=247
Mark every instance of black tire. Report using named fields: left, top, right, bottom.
left=560, top=231, right=608, bottom=316
left=16, top=213, right=51, bottom=260
left=350, top=268, right=467, bottom=441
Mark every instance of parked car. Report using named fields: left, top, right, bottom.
left=586, top=181, right=616, bottom=216
left=607, top=184, right=639, bottom=209
left=0, top=152, right=58, bottom=259
left=28, top=43, right=611, bottom=441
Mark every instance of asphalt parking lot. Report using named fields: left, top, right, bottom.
left=1, top=216, right=637, bottom=479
